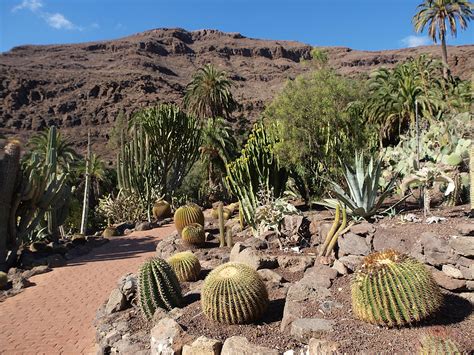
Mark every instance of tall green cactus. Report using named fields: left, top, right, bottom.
left=138, top=257, right=183, bottom=320
left=470, top=144, right=474, bottom=214
left=226, top=122, right=288, bottom=230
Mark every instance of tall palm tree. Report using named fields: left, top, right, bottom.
left=413, top=0, right=473, bottom=79
left=184, top=64, right=237, bottom=119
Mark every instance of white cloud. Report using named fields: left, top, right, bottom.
left=12, top=0, right=43, bottom=12
left=401, top=35, right=431, bottom=48
left=44, top=13, right=75, bottom=30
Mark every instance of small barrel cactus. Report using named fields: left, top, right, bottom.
left=167, top=251, right=201, bottom=282
left=201, top=262, right=269, bottom=324
left=102, top=226, right=117, bottom=237
left=174, top=203, right=204, bottom=234
left=153, top=199, right=172, bottom=219
left=0, top=271, right=8, bottom=289
left=138, top=257, right=183, bottom=320
left=351, top=249, right=442, bottom=327
left=419, top=335, right=460, bottom=355
left=181, top=223, right=206, bottom=245
left=211, top=207, right=231, bottom=220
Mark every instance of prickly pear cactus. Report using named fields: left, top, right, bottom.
left=137, top=257, right=182, bottom=320
left=351, top=249, right=442, bottom=327
left=167, top=251, right=201, bottom=282
left=201, top=262, right=269, bottom=324
left=181, top=223, right=206, bottom=245
left=152, top=199, right=172, bottom=219
left=174, top=203, right=204, bottom=234
left=102, top=226, right=117, bottom=237
left=419, top=335, right=460, bottom=355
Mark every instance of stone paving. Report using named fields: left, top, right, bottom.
left=0, top=225, right=175, bottom=355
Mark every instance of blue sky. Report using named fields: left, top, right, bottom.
left=1, top=0, right=473, bottom=52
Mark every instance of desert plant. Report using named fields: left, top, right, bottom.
left=80, top=130, right=92, bottom=235
left=201, top=262, right=269, bottom=324
left=0, top=271, right=8, bottom=289
left=319, top=203, right=353, bottom=257
left=102, top=226, right=117, bottom=238
left=470, top=144, right=474, bottom=215
left=152, top=198, right=172, bottom=220
left=174, top=203, right=205, bottom=235
left=167, top=251, right=201, bottom=282
left=137, top=257, right=183, bottom=320
left=418, top=334, right=461, bottom=354
left=351, top=249, right=442, bottom=327
left=97, top=192, right=147, bottom=225
left=323, top=152, right=397, bottom=219
left=181, top=223, right=206, bottom=246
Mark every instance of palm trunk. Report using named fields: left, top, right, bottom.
left=80, top=131, right=91, bottom=235
left=440, top=35, right=450, bottom=80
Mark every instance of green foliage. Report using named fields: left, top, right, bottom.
left=184, top=64, right=237, bottom=118
left=181, top=223, right=206, bottom=246
left=167, top=251, right=201, bottom=282
left=174, top=203, right=205, bottom=235
left=226, top=122, right=288, bottom=230
left=96, top=192, right=147, bottom=225
left=138, top=257, right=183, bottom=320
left=201, top=262, right=269, bottom=324
left=323, top=152, right=397, bottom=218
left=419, top=334, right=461, bottom=355
left=351, top=249, right=442, bottom=327
left=264, top=67, right=374, bottom=201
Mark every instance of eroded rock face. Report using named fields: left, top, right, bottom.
left=150, top=317, right=185, bottom=355
left=182, top=336, right=222, bottom=355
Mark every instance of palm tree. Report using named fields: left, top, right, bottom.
left=184, top=64, right=237, bottom=118
left=413, top=0, right=473, bottom=79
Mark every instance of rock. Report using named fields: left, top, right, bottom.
left=308, top=338, right=338, bottom=355
left=229, top=243, right=277, bottom=270
left=242, top=237, right=268, bottom=250
left=319, top=300, right=342, bottom=314
left=458, top=292, right=474, bottom=304
left=156, top=234, right=182, bottom=259
left=430, top=267, right=466, bottom=291
left=124, top=228, right=133, bottom=235
left=21, top=265, right=51, bottom=279
left=221, top=336, right=278, bottom=355
left=466, top=281, right=474, bottom=291
left=338, top=232, right=370, bottom=256
left=290, top=318, right=334, bottom=341
left=457, top=223, right=474, bottom=236
left=349, top=223, right=375, bottom=236
left=421, top=232, right=458, bottom=266
left=301, top=264, right=338, bottom=289
left=280, top=215, right=304, bottom=237
left=182, top=336, right=222, bottom=355
left=338, top=255, right=363, bottom=272
left=277, top=255, right=314, bottom=273
left=65, top=245, right=92, bottom=259
left=104, top=330, right=122, bottom=346
left=113, top=338, right=148, bottom=354
left=332, top=260, right=347, bottom=275
left=136, top=221, right=154, bottom=231
left=150, top=318, right=185, bottom=355
left=459, top=265, right=473, bottom=280
left=47, top=254, right=67, bottom=268
left=12, top=275, right=33, bottom=291
left=118, top=273, right=137, bottom=302
left=372, top=233, right=423, bottom=258
left=450, top=236, right=474, bottom=257
left=258, top=269, right=285, bottom=283
left=105, top=288, right=127, bottom=314
left=311, top=222, right=333, bottom=247
left=442, top=265, right=464, bottom=279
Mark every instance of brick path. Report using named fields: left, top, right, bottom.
left=0, top=225, right=175, bottom=355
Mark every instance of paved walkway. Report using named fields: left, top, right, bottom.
left=0, top=224, right=175, bottom=355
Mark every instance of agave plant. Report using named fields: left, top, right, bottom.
left=323, top=152, right=397, bottom=218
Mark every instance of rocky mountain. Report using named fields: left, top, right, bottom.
left=0, top=28, right=472, bottom=157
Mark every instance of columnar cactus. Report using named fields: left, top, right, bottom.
left=174, top=203, right=204, bottom=234
left=167, top=251, right=201, bottom=282
left=137, top=257, right=182, bottom=320
left=201, top=262, right=269, bottom=324
left=181, top=223, right=206, bottom=245
left=470, top=145, right=474, bottom=213
left=419, top=335, right=460, bottom=355
left=152, top=199, right=172, bottom=219
left=351, top=250, right=442, bottom=327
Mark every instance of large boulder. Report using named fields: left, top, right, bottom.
left=221, top=336, right=278, bottom=355
left=338, top=232, right=370, bottom=256
left=430, top=267, right=466, bottom=291
left=150, top=318, right=186, bottom=355
left=420, top=232, right=458, bottom=266
left=450, top=236, right=474, bottom=257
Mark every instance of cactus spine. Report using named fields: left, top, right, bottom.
left=174, top=203, right=204, bottom=234
left=181, top=223, right=206, bottom=245
left=351, top=249, right=442, bottom=327
left=201, top=262, right=269, bottom=324
left=167, top=251, right=201, bottom=282
left=138, top=257, right=183, bottom=320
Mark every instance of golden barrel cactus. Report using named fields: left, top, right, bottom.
left=351, top=249, right=442, bottom=327
left=102, top=226, right=117, bottom=237
left=201, top=262, right=269, bottom=324
left=181, top=223, right=206, bottom=245
left=174, top=203, right=204, bottom=234
left=419, top=334, right=460, bottom=355
left=167, top=251, right=201, bottom=282
left=153, top=199, right=172, bottom=219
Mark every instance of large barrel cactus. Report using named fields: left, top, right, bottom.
left=181, top=223, right=206, bottom=245
left=102, top=226, right=117, bottom=237
left=153, top=199, right=172, bottom=219
left=201, top=262, right=269, bottom=324
left=138, top=257, right=183, bottom=320
left=174, top=203, right=204, bottom=234
left=351, top=249, right=442, bottom=327
left=167, top=251, right=201, bottom=282
left=419, top=335, right=460, bottom=355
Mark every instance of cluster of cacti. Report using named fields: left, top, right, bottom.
left=0, top=271, right=8, bottom=289
left=152, top=199, right=172, bottom=219
left=201, top=262, right=269, bottom=324
left=225, top=122, right=288, bottom=230
left=138, top=257, right=183, bottom=320
left=102, top=226, right=118, bottom=238
left=181, top=223, right=206, bottom=246
left=167, top=251, right=201, bottom=282
left=351, top=249, right=442, bottom=327
left=419, top=334, right=460, bottom=355
left=319, top=203, right=350, bottom=257
left=174, top=203, right=205, bottom=234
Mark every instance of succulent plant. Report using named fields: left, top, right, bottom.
left=0, top=271, right=8, bottom=289
left=470, top=145, right=474, bottom=213
left=419, top=334, right=460, bottom=355
left=351, top=249, right=442, bottom=327
left=201, top=262, right=269, bottom=324
left=102, top=226, right=117, bottom=238
left=167, top=251, right=201, bottom=282
left=211, top=206, right=231, bottom=220
left=152, top=199, right=172, bottom=219
left=174, top=203, right=205, bottom=234
left=138, top=257, right=182, bottom=320
left=181, top=223, right=206, bottom=246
